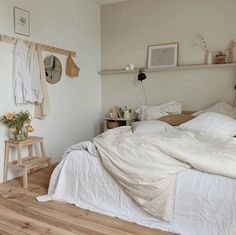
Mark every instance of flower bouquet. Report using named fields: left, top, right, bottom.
left=0, top=110, right=34, bottom=141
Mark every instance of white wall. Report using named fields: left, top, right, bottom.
left=101, top=0, right=236, bottom=115
left=0, top=0, right=101, bottom=182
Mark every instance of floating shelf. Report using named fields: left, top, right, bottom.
left=99, top=63, right=236, bottom=75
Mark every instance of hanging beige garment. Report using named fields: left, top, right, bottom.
left=28, top=43, right=43, bottom=103
left=66, top=55, right=80, bottom=77
left=34, top=45, right=50, bottom=119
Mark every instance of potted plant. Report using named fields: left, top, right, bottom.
left=215, top=51, right=226, bottom=64
left=0, top=110, right=34, bottom=141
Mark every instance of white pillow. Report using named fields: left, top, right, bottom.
left=132, top=120, right=174, bottom=134
left=136, top=101, right=182, bottom=121
left=194, top=102, right=236, bottom=119
left=179, top=112, right=236, bottom=138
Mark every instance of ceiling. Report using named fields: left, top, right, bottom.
left=95, top=0, right=126, bottom=5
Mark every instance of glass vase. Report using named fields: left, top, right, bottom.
left=9, top=127, right=28, bottom=141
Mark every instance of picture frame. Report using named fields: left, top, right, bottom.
left=147, top=42, right=178, bottom=69
left=13, top=7, right=30, bottom=37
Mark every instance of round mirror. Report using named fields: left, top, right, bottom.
left=44, top=55, right=62, bottom=84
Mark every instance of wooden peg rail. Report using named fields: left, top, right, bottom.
left=0, top=33, right=76, bottom=57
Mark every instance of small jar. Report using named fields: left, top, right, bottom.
left=124, top=106, right=131, bottom=119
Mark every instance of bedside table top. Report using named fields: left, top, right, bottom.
left=104, top=117, right=136, bottom=121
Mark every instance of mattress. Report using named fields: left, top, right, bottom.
left=38, top=149, right=236, bottom=235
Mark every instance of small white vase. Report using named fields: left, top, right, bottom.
left=206, top=52, right=212, bottom=65
left=124, top=110, right=130, bottom=119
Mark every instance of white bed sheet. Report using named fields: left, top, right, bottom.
left=38, top=149, right=236, bottom=235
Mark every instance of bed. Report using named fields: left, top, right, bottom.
left=38, top=102, right=236, bottom=235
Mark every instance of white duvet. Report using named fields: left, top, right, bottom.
left=93, top=127, right=236, bottom=221
left=38, top=127, right=236, bottom=235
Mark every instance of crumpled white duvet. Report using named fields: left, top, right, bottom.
left=37, top=127, right=236, bottom=234
left=93, top=127, right=236, bottom=221
left=37, top=147, right=236, bottom=235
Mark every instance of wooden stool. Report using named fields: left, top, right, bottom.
left=3, top=136, right=51, bottom=189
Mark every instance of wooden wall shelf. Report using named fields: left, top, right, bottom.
left=99, top=63, right=236, bottom=75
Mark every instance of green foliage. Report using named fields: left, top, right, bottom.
left=0, top=110, right=31, bottom=133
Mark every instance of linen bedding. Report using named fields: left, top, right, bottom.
left=37, top=138, right=236, bottom=235
left=38, top=126, right=236, bottom=234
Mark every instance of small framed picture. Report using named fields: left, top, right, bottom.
left=13, top=7, right=30, bottom=37
left=147, top=42, right=178, bottom=68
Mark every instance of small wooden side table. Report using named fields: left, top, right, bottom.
left=104, top=117, right=136, bottom=131
left=3, top=136, right=51, bottom=189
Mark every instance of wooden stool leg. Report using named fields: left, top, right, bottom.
left=40, top=142, right=46, bottom=158
left=28, top=145, right=33, bottom=159
left=3, top=142, right=9, bottom=183
left=23, top=168, right=28, bottom=189
left=17, top=144, right=22, bottom=166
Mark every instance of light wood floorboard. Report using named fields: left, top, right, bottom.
left=0, top=167, right=177, bottom=235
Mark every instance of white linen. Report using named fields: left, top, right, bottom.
left=38, top=147, right=236, bottom=235
left=135, top=101, right=182, bottom=120
left=132, top=120, right=174, bottom=134
left=94, top=127, right=189, bottom=221
left=180, top=112, right=236, bottom=138
left=13, top=40, right=32, bottom=105
left=34, top=44, right=50, bottom=119
left=28, top=43, right=43, bottom=103
left=194, top=101, right=236, bottom=119
left=93, top=127, right=236, bottom=221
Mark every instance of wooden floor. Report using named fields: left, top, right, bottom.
left=0, top=167, right=177, bottom=235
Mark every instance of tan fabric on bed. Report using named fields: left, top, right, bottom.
left=159, top=114, right=195, bottom=126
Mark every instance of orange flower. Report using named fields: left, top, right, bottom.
left=6, top=112, right=14, bottom=120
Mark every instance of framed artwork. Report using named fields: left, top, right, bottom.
left=147, top=42, right=178, bottom=68
left=13, top=7, right=30, bottom=36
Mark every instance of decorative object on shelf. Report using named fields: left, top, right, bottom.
left=215, top=51, right=226, bottom=64
left=124, top=106, right=132, bottom=119
left=193, top=33, right=212, bottom=64
left=66, top=54, right=80, bottom=77
left=125, top=63, right=135, bottom=71
left=227, top=41, right=236, bottom=63
left=0, top=110, right=34, bottom=141
left=206, top=52, right=212, bottom=65
left=110, top=106, right=122, bottom=118
left=147, top=42, right=178, bottom=68
left=44, top=55, right=62, bottom=84
left=13, top=7, right=30, bottom=36
left=128, top=63, right=135, bottom=70
left=111, top=106, right=119, bottom=118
